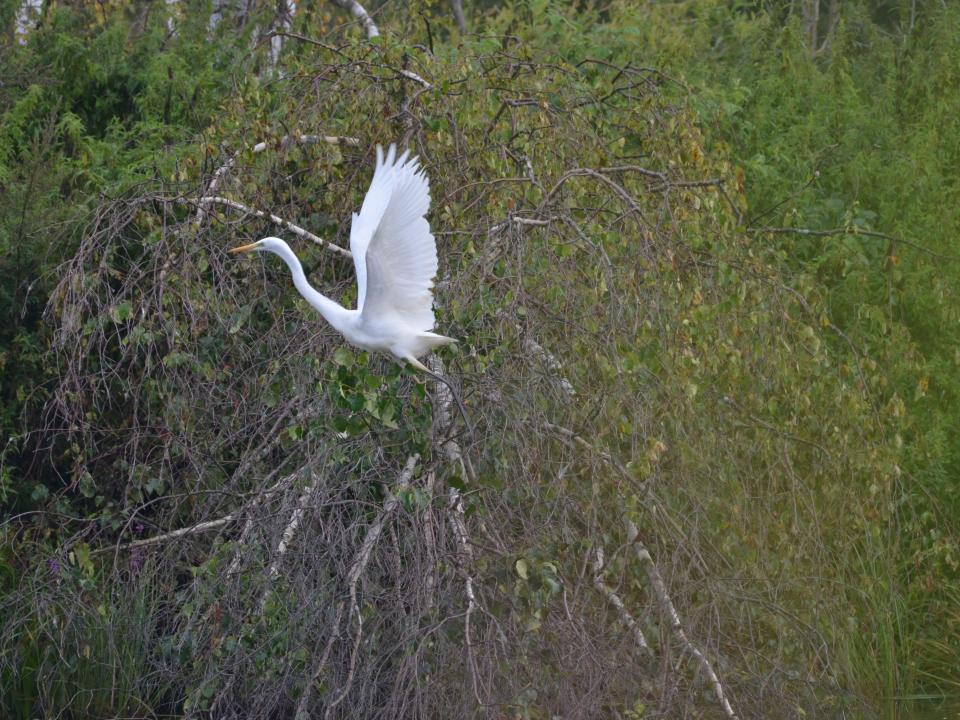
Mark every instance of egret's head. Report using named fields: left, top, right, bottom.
left=228, top=237, right=285, bottom=255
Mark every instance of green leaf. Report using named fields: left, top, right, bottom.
left=515, top=558, right=529, bottom=579
left=73, top=542, right=94, bottom=577
left=333, top=348, right=355, bottom=367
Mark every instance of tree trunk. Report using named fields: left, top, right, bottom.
left=449, top=0, right=467, bottom=34
left=803, top=0, right=819, bottom=58
left=268, top=0, right=297, bottom=74
left=14, top=0, right=43, bottom=43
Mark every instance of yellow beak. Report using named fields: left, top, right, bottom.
left=228, top=243, right=260, bottom=254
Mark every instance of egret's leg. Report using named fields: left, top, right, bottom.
left=416, top=367, right=474, bottom=443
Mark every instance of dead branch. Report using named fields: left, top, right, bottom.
left=307, top=456, right=418, bottom=718
left=295, top=601, right=345, bottom=720
left=428, top=355, right=483, bottom=704
left=345, top=455, right=419, bottom=602
left=748, top=226, right=960, bottom=264
left=593, top=546, right=649, bottom=652
left=396, top=68, right=432, bottom=88
left=624, top=518, right=739, bottom=720
left=542, top=418, right=738, bottom=719
left=90, top=473, right=298, bottom=556
left=197, top=196, right=352, bottom=258
left=196, top=134, right=359, bottom=224
left=521, top=328, right=575, bottom=397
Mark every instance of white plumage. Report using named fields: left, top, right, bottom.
left=229, top=144, right=452, bottom=371
left=229, top=144, right=471, bottom=437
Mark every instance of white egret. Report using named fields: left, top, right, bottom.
left=229, top=144, right=472, bottom=439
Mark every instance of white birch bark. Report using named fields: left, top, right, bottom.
left=268, top=0, right=297, bottom=74
left=327, top=0, right=378, bottom=38
left=14, top=0, right=43, bottom=44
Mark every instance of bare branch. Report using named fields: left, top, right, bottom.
left=749, top=226, right=960, bottom=264
left=91, top=473, right=298, bottom=556
left=198, top=196, right=352, bottom=258
left=396, top=68, right=432, bottom=88
left=624, top=518, right=740, bottom=720
left=260, top=471, right=323, bottom=611
left=295, top=601, right=345, bottom=720
left=196, top=134, right=359, bottom=224
left=521, top=330, right=575, bottom=397
left=593, top=546, right=649, bottom=652
left=310, top=456, right=418, bottom=718
left=346, top=456, right=419, bottom=600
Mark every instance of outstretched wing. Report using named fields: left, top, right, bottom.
left=350, top=145, right=410, bottom=312
left=358, top=148, right=438, bottom=331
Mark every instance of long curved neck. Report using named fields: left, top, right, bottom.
left=269, top=243, right=354, bottom=334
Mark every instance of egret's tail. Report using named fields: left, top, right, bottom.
left=418, top=331, right=456, bottom=349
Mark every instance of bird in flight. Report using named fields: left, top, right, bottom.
left=229, top=144, right=472, bottom=439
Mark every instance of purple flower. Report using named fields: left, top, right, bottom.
left=131, top=548, right=142, bottom=575
left=48, top=557, right=60, bottom=578
left=135, top=523, right=144, bottom=533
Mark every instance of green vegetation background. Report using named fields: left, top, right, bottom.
left=1, top=0, right=959, bottom=715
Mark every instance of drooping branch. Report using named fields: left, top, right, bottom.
left=268, top=474, right=317, bottom=579
left=94, top=514, right=237, bottom=555
left=521, top=330, right=575, bottom=397
left=541, top=422, right=636, bottom=485
left=260, top=470, right=323, bottom=611
left=428, top=355, right=483, bottom=704
left=541, top=420, right=739, bottom=719
left=295, top=601, right=345, bottom=720
left=748, top=226, right=960, bottom=264
left=196, top=134, right=359, bottom=225
left=91, top=472, right=299, bottom=557
left=624, top=518, right=739, bottom=720
left=197, top=196, right=352, bottom=259
left=593, top=546, right=649, bottom=652
left=296, top=457, right=417, bottom=719
left=396, top=68, right=432, bottom=89
left=345, top=455, right=419, bottom=602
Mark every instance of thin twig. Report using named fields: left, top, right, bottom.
left=749, top=227, right=960, bottom=264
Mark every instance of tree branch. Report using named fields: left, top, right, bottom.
left=198, top=196, right=352, bottom=259
left=311, top=456, right=418, bottom=718
left=91, top=473, right=298, bottom=556
left=624, top=518, right=739, bottom=720
left=295, top=601, right=345, bottom=720
left=593, top=546, right=650, bottom=652
left=748, top=226, right=960, bottom=264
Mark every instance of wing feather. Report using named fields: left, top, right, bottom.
left=358, top=147, right=438, bottom=331
left=350, top=145, right=411, bottom=312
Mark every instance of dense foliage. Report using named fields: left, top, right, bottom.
left=1, top=0, right=957, bottom=717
